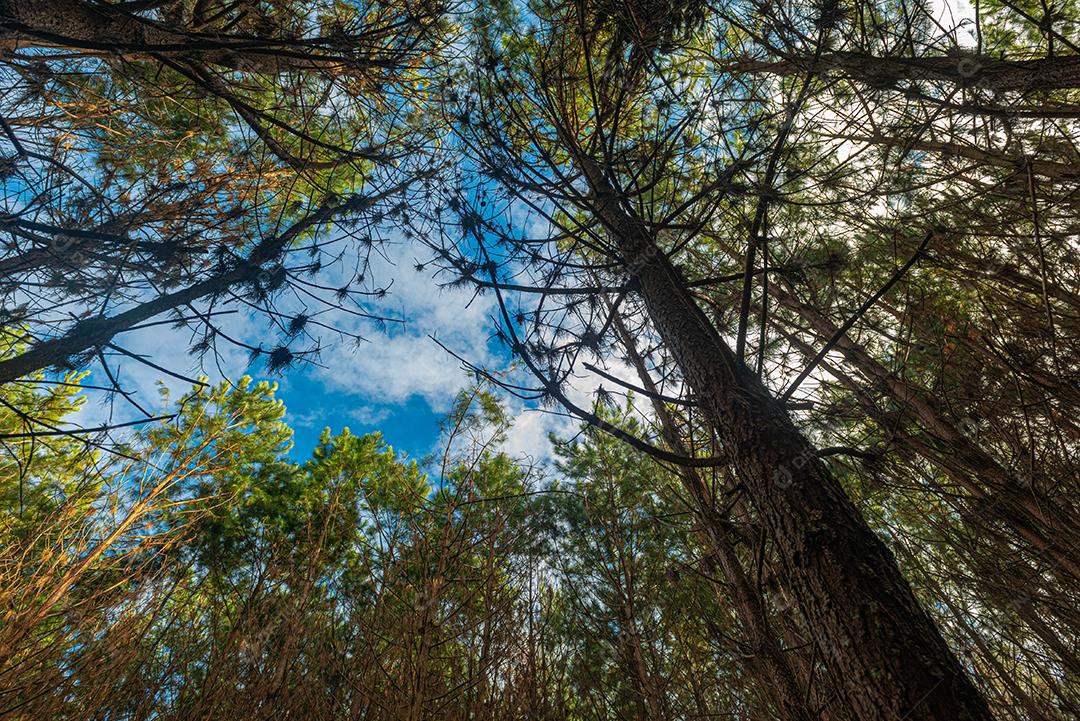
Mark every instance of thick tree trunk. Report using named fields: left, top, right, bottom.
left=0, top=0, right=364, bottom=75
left=727, top=51, right=1080, bottom=93
left=578, top=156, right=994, bottom=721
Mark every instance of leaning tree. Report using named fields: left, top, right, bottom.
left=421, top=0, right=1077, bottom=718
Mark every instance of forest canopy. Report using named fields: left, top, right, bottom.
left=0, top=1, right=1077, bottom=720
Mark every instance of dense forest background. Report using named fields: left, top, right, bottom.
left=1, top=0, right=1078, bottom=719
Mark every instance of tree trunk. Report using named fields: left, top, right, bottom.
left=0, top=0, right=367, bottom=75
left=724, top=51, right=1080, bottom=93
left=578, top=156, right=994, bottom=721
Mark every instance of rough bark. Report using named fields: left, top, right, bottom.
left=578, top=155, right=994, bottom=721
left=0, top=0, right=375, bottom=75
left=726, top=51, right=1080, bottom=93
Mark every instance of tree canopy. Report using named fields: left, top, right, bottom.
left=0, top=1, right=1077, bottom=720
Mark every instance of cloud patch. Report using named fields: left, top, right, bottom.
left=306, top=236, right=500, bottom=413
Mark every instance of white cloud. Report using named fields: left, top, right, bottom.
left=497, top=350, right=646, bottom=464
left=287, top=401, right=392, bottom=432
left=56, top=227, right=496, bottom=440
left=307, top=236, right=499, bottom=413
left=501, top=407, right=566, bottom=462
left=46, top=224, right=655, bottom=468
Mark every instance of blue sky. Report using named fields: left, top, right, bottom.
left=67, top=230, right=578, bottom=467
left=283, top=374, right=444, bottom=461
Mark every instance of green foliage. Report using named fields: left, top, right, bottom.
left=2, top=0, right=1079, bottom=718
left=0, top=337, right=95, bottom=538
